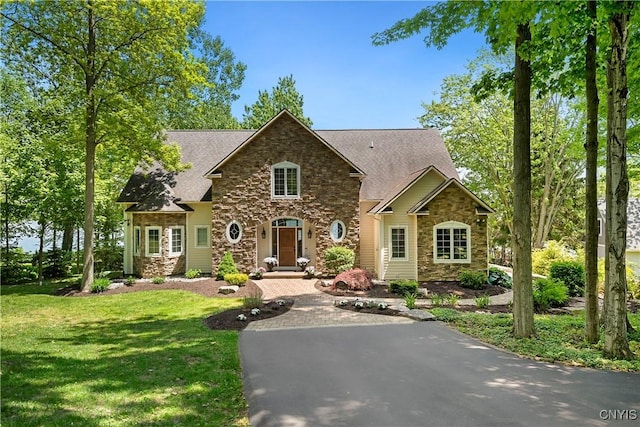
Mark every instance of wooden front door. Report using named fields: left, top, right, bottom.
left=279, top=228, right=296, bottom=266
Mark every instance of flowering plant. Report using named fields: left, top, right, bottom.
left=377, top=302, right=388, bottom=310
left=237, top=314, right=247, bottom=321
left=251, top=267, right=266, bottom=280
left=263, top=257, right=278, bottom=265
left=353, top=300, right=364, bottom=309
left=251, top=308, right=261, bottom=316
left=338, top=299, right=349, bottom=306
left=276, top=299, right=286, bottom=306
left=303, top=266, right=316, bottom=279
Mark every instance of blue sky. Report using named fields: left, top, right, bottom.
left=203, top=1, right=487, bottom=129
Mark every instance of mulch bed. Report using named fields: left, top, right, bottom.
left=55, top=277, right=264, bottom=299
left=203, top=299, right=294, bottom=331
left=316, top=280, right=508, bottom=300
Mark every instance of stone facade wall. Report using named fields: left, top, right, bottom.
left=211, top=114, right=361, bottom=274
left=132, top=213, right=187, bottom=278
left=417, top=185, right=488, bottom=281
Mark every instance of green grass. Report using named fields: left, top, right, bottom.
left=431, top=308, right=640, bottom=372
left=1, top=281, right=249, bottom=427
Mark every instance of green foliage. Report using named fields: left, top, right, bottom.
left=459, top=270, right=487, bottom=290
left=216, top=252, right=239, bottom=280
left=90, top=278, right=110, bottom=293
left=403, top=292, right=418, bottom=309
left=532, top=241, right=573, bottom=276
left=323, top=246, right=355, bottom=275
left=185, top=268, right=202, bottom=279
left=152, top=276, right=165, bottom=285
left=389, top=279, right=419, bottom=295
left=430, top=293, right=444, bottom=307
left=549, top=261, right=585, bottom=297
left=430, top=308, right=461, bottom=322
left=40, top=249, right=72, bottom=279
left=243, top=292, right=264, bottom=309
left=242, top=75, right=313, bottom=128
left=94, top=241, right=123, bottom=274
left=475, top=294, right=490, bottom=309
left=125, top=276, right=137, bottom=285
left=446, top=293, right=461, bottom=306
left=224, top=273, right=249, bottom=286
left=488, top=267, right=512, bottom=288
left=533, top=278, right=568, bottom=312
left=1, top=249, right=38, bottom=285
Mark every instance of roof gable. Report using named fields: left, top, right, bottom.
left=407, top=178, right=495, bottom=215
left=204, top=110, right=364, bottom=177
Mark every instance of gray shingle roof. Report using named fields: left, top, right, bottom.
left=117, top=116, right=459, bottom=209
left=597, top=198, right=640, bottom=250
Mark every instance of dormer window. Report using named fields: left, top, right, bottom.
left=272, top=161, right=300, bottom=198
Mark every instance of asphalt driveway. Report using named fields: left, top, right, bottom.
left=240, top=322, right=639, bottom=427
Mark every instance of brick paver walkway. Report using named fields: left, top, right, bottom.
left=246, top=279, right=415, bottom=330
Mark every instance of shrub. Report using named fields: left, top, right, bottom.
left=475, top=294, right=490, bottom=309
left=446, top=293, right=460, bottom=306
left=243, top=292, right=263, bottom=309
left=224, top=273, right=248, bottom=286
left=531, top=240, right=572, bottom=276
left=487, top=267, right=512, bottom=288
left=152, top=276, right=165, bottom=284
left=389, top=279, right=419, bottom=295
left=459, top=270, right=487, bottom=290
left=549, top=261, right=584, bottom=297
left=332, top=269, right=374, bottom=291
left=323, top=246, right=355, bottom=275
left=41, top=249, right=72, bottom=278
left=597, top=258, right=639, bottom=299
left=404, top=292, right=417, bottom=309
left=185, top=268, right=202, bottom=279
left=533, top=278, right=568, bottom=312
left=1, top=249, right=37, bottom=285
left=125, top=276, right=136, bottom=285
left=216, top=251, right=239, bottom=280
left=91, top=278, right=110, bottom=293
left=94, top=242, right=123, bottom=273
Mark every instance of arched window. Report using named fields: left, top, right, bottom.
left=433, top=221, right=471, bottom=263
left=226, top=220, right=242, bottom=244
left=271, top=161, right=300, bottom=198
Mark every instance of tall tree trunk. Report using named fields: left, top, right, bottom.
left=603, top=3, right=632, bottom=360
left=37, top=219, right=46, bottom=286
left=62, top=223, right=74, bottom=252
left=512, top=22, right=535, bottom=338
left=584, top=0, right=600, bottom=344
left=81, top=2, right=96, bottom=292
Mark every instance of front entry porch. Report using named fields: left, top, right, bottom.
left=257, top=217, right=316, bottom=271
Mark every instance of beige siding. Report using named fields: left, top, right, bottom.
left=380, top=171, right=444, bottom=280
left=123, top=209, right=134, bottom=274
left=359, top=201, right=379, bottom=273
left=187, top=203, right=213, bottom=273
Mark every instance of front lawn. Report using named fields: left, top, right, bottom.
left=431, top=308, right=640, bottom=372
left=1, top=281, right=249, bottom=427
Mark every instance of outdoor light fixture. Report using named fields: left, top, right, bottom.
left=307, top=229, right=312, bottom=239
left=261, top=227, right=266, bottom=239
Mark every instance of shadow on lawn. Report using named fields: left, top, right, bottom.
left=1, top=316, right=247, bottom=426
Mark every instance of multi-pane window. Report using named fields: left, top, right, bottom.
left=226, top=221, right=242, bottom=244
left=434, top=222, right=470, bottom=263
left=146, top=227, right=162, bottom=257
left=272, top=162, right=300, bottom=198
left=330, top=220, right=346, bottom=242
left=195, top=226, right=209, bottom=248
left=390, top=227, right=407, bottom=260
left=169, top=227, right=184, bottom=256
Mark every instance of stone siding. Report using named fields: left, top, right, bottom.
left=417, top=185, right=488, bottom=281
left=132, top=213, right=187, bottom=278
left=211, top=114, right=361, bottom=274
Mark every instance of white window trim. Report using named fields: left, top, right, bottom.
left=271, top=161, right=300, bottom=199
left=133, top=226, right=141, bottom=256
left=389, top=225, right=409, bottom=261
left=433, top=221, right=471, bottom=264
left=194, top=225, right=210, bottom=248
left=145, top=226, right=162, bottom=257
left=169, top=226, right=184, bottom=257
left=226, top=220, right=243, bottom=244
left=330, top=220, right=346, bottom=243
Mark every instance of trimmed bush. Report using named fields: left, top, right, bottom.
left=185, top=268, right=202, bottom=279
left=323, top=246, right=355, bottom=275
left=91, top=278, right=110, bottom=293
left=549, top=261, right=584, bottom=297
left=459, top=270, right=487, bottom=290
left=487, top=267, right=512, bottom=288
left=216, top=251, right=239, bottom=280
left=332, top=269, right=374, bottom=291
left=224, top=273, right=249, bottom=286
left=533, top=278, right=568, bottom=312
left=389, top=279, right=419, bottom=295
